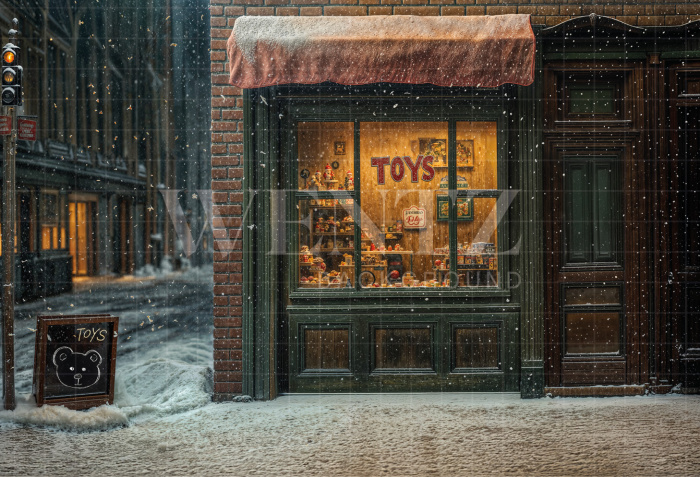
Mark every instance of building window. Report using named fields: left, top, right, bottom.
left=295, top=118, right=502, bottom=290
left=27, top=46, right=45, bottom=123
left=41, top=192, right=60, bottom=251
left=47, top=43, right=69, bottom=142
left=47, top=43, right=57, bottom=140
left=563, top=156, right=622, bottom=266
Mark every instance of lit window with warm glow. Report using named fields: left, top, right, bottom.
left=295, top=120, right=500, bottom=290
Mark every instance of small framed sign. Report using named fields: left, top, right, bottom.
left=437, top=196, right=474, bottom=221
left=402, top=205, right=427, bottom=229
left=33, top=314, right=119, bottom=410
left=18, top=116, right=38, bottom=141
left=456, top=139, right=475, bottom=168
left=419, top=138, right=447, bottom=166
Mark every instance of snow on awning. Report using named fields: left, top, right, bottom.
left=227, top=15, right=535, bottom=89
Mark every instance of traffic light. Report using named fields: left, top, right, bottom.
left=2, top=43, right=22, bottom=106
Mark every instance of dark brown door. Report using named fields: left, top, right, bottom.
left=544, top=144, right=628, bottom=387
left=671, top=105, right=700, bottom=389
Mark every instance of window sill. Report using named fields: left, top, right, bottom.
left=289, top=288, right=512, bottom=300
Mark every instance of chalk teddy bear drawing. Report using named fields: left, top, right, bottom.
left=52, top=346, right=102, bottom=389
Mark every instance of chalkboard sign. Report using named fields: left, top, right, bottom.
left=33, top=314, right=119, bottom=410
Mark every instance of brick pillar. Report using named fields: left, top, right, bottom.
left=211, top=3, right=245, bottom=399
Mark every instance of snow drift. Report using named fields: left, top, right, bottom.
left=0, top=358, right=213, bottom=432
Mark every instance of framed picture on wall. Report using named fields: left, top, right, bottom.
left=334, top=141, right=346, bottom=155
left=456, top=140, right=475, bottom=168
left=419, top=138, right=447, bottom=166
left=437, top=196, right=474, bottom=221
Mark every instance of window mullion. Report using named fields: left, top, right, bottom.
left=448, top=120, right=457, bottom=289
left=353, top=120, right=361, bottom=290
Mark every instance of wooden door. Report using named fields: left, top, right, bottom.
left=671, top=105, right=700, bottom=389
left=542, top=59, right=650, bottom=390
left=544, top=144, right=628, bottom=386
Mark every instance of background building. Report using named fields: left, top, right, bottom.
left=0, top=0, right=211, bottom=301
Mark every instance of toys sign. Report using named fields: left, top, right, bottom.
left=371, top=155, right=435, bottom=185
left=402, top=205, right=426, bottom=229
left=33, top=314, right=119, bottom=410
left=17, top=116, right=37, bottom=141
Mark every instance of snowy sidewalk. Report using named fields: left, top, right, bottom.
left=1, top=392, right=699, bottom=476
left=2, top=269, right=699, bottom=475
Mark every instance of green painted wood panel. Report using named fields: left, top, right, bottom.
left=593, top=162, right=616, bottom=262
left=569, top=86, right=615, bottom=114
left=287, top=312, right=519, bottom=393
left=565, top=162, right=590, bottom=263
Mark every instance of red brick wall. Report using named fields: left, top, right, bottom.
left=209, top=0, right=700, bottom=400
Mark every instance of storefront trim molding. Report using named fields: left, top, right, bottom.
left=521, top=362, right=545, bottom=399
left=242, top=88, right=257, bottom=399
left=288, top=290, right=514, bottom=301
left=515, top=32, right=545, bottom=399
left=661, top=50, right=700, bottom=60
left=543, top=52, right=648, bottom=61
left=287, top=304, right=521, bottom=315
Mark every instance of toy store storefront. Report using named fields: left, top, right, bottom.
left=222, top=12, right=700, bottom=400
left=228, top=14, right=546, bottom=398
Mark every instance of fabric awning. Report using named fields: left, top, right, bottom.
left=227, top=15, right=535, bottom=89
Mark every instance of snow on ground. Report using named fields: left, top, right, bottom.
left=1, top=393, right=699, bottom=476
left=2, top=265, right=700, bottom=475
left=0, top=264, right=214, bottom=431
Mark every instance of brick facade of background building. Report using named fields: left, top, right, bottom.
left=208, top=0, right=700, bottom=399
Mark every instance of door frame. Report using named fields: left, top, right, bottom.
left=543, top=139, right=638, bottom=387
left=667, top=63, right=700, bottom=390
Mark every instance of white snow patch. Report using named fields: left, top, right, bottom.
left=114, top=358, right=213, bottom=421
left=133, top=263, right=158, bottom=277
left=159, top=255, right=174, bottom=274
left=0, top=394, right=128, bottom=432
left=234, top=17, right=354, bottom=63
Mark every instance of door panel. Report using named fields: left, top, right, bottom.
left=672, top=105, right=700, bottom=388
left=544, top=147, right=627, bottom=387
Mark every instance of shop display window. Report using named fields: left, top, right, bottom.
left=297, top=122, right=355, bottom=192
left=297, top=198, right=356, bottom=288
left=359, top=121, right=447, bottom=288
left=294, top=120, right=501, bottom=290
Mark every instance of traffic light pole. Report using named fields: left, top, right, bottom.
left=1, top=17, right=19, bottom=410
left=2, top=104, right=16, bottom=411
